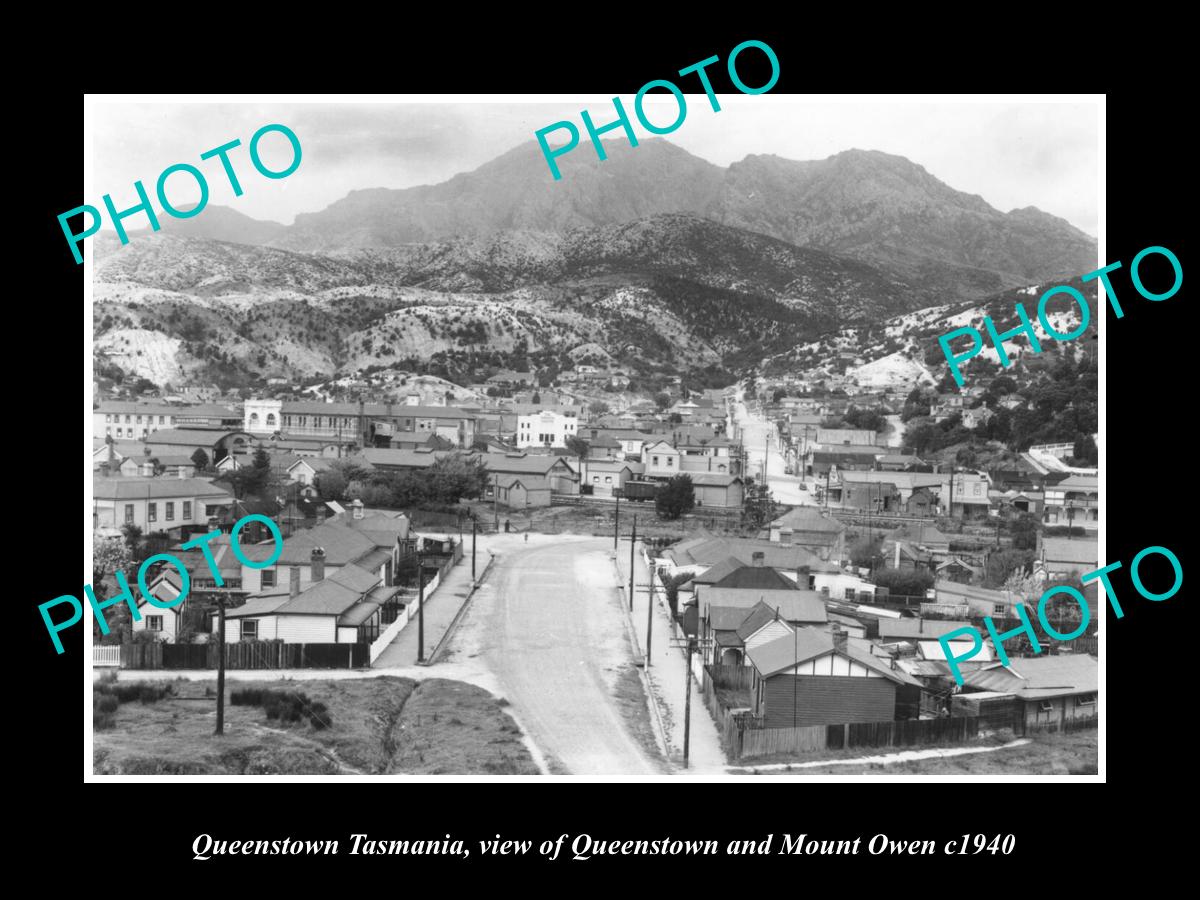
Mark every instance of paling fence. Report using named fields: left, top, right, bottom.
left=119, top=641, right=372, bottom=670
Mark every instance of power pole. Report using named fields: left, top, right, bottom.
left=214, top=599, right=226, bottom=735
left=471, top=515, right=477, bottom=581
left=613, top=488, right=620, bottom=551
left=629, top=514, right=637, bottom=612
left=763, top=435, right=769, bottom=487
left=645, top=552, right=654, bottom=668
left=683, top=638, right=694, bottom=767
left=416, top=550, right=425, bottom=663
left=492, top=474, right=499, bottom=532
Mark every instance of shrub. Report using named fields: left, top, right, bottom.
left=93, top=711, right=117, bottom=731
left=97, top=694, right=119, bottom=715
left=230, top=687, right=266, bottom=706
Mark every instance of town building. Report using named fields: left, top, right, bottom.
left=516, top=410, right=579, bottom=449
left=93, top=476, right=235, bottom=538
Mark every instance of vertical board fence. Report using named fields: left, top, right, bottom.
left=121, top=641, right=371, bottom=670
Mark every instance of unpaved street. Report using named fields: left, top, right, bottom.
left=448, top=536, right=666, bottom=776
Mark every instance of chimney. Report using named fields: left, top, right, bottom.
left=99, top=462, right=110, bottom=477
left=311, top=547, right=326, bottom=582
left=831, top=624, right=848, bottom=654
left=752, top=551, right=765, bottom=567
left=351, top=498, right=364, bottom=519
left=289, top=566, right=301, bottom=597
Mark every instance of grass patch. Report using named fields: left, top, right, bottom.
left=93, top=676, right=538, bottom=776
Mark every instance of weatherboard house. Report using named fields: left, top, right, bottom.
left=746, top=627, right=922, bottom=728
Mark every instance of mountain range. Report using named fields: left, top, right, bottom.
left=97, top=139, right=1097, bottom=389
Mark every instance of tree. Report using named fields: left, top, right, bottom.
left=871, top=567, right=934, bottom=598
left=668, top=412, right=683, bottom=424
left=190, top=448, right=210, bottom=471
left=121, top=523, right=143, bottom=552
left=1010, top=513, right=1040, bottom=550
left=772, top=388, right=787, bottom=403
left=655, top=474, right=695, bottom=520
left=427, top=452, right=490, bottom=503
left=653, top=392, right=671, bottom=411
left=741, top=481, right=775, bottom=530
left=984, top=549, right=1035, bottom=588
left=531, top=392, right=541, bottom=404
left=588, top=401, right=610, bottom=417
left=849, top=534, right=883, bottom=570
left=659, top=571, right=693, bottom=619
left=565, top=435, right=589, bottom=460
left=1073, top=433, right=1098, bottom=466
left=93, top=535, right=132, bottom=584
left=315, top=469, right=348, bottom=502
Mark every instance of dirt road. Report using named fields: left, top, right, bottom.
left=449, top=536, right=666, bottom=776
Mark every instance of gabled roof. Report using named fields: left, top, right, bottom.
left=769, top=507, right=846, bottom=535
left=669, top=537, right=837, bottom=571
left=481, top=453, right=576, bottom=476
left=142, top=429, right=248, bottom=446
left=93, top=477, right=234, bottom=501
left=963, top=655, right=1097, bottom=699
left=878, top=618, right=977, bottom=640
left=747, top=627, right=918, bottom=685
left=688, top=473, right=743, bottom=486
left=358, top=448, right=448, bottom=469
left=1040, top=537, right=1098, bottom=567
left=497, top=474, right=550, bottom=490
left=713, top=564, right=801, bottom=591
left=735, top=601, right=786, bottom=641
left=890, top=522, right=952, bottom=546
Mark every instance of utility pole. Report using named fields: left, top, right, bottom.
left=645, top=551, right=654, bottom=668
left=683, top=638, right=694, bottom=767
left=416, top=549, right=425, bottom=663
left=471, top=515, right=477, bottom=581
left=763, top=435, right=769, bottom=487
left=629, top=514, right=637, bottom=612
left=613, top=488, right=620, bottom=551
left=214, top=599, right=226, bottom=735
left=492, top=474, right=499, bottom=532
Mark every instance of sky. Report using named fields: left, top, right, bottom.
left=87, top=96, right=1101, bottom=237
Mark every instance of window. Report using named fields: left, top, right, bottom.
left=148, top=502, right=157, bottom=522
left=1039, top=700, right=1055, bottom=712
left=241, top=620, right=259, bottom=640
left=605, top=476, right=613, bottom=484
left=593, top=476, right=600, bottom=483
left=667, top=457, right=674, bottom=466
left=261, top=570, right=276, bottom=588
left=106, top=426, right=112, bottom=435
left=652, top=456, right=659, bottom=466
left=250, top=413, right=260, bottom=425
left=145, top=615, right=163, bottom=632
left=124, top=415, right=131, bottom=423
left=105, top=414, right=112, bottom=423
left=205, top=504, right=222, bottom=516
left=136, top=415, right=143, bottom=424
left=159, top=415, right=166, bottom=424
left=266, top=413, right=276, bottom=426
left=314, top=416, right=323, bottom=428
left=183, top=501, right=192, bottom=520
left=165, top=502, right=175, bottom=521
left=124, top=504, right=135, bottom=524
left=115, top=428, right=123, bottom=438
left=1075, top=694, right=1097, bottom=707
left=844, top=588, right=856, bottom=601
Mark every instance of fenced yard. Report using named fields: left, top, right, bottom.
left=700, top=663, right=1096, bottom=761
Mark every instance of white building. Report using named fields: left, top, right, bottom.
left=516, top=410, right=578, bottom=449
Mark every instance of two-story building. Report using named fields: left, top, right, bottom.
left=92, top=476, right=235, bottom=538
left=1043, top=474, right=1099, bottom=531
left=516, top=410, right=578, bottom=449
left=244, top=399, right=476, bottom=449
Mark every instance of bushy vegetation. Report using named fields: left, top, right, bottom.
left=93, top=677, right=177, bottom=730
left=231, top=687, right=333, bottom=730
left=655, top=474, right=695, bottom=520
left=315, top=452, right=489, bottom=509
